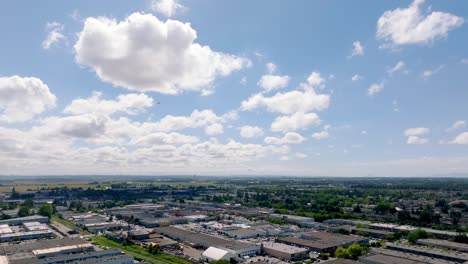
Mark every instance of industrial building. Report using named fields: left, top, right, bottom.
left=360, top=248, right=458, bottom=264
left=417, top=238, right=468, bottom=253
left=155, top=226, right=260, bottom=258
left=350, top=227, right=391, bottom=239
left=0, top=221, right=54, bottom=242
left=0, top=215, right=49, bottom=226
left=269, top=214, right=315, bottom=227
left=262, top=242, right=308, bottom=261
left=201, top=247, right=235, bottom=262
left=277, top=232, right=368, bottom=254
left=385, top=242, right=468, bottom=263
left=222, top=227, right=266, bottom=239
left=0, top=237, right=133, bottom=264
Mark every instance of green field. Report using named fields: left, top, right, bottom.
left=91, top=236, right=190, bottom=264
left=51, top=215, right=90, bottom=235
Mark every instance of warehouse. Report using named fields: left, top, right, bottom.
left=277, top=232, right=368, bottom=254
left=386, top=242, right=468, bottom=262
left=155, top=226, right=260, bottom=257
left=262, top=242, right=308, bottom=261
left=417, top=238, right=468, bottom=253
left=222, top=228, right=266, bottom=239
left=201, top=247, right=235, bottom=262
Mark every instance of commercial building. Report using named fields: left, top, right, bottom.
left=385, top=242, right=468, bottom=263
left=262, top=242, right=308, bottom=261
left=0, top=237, right=134, bottom=264
left=277, top=232, right=368, bottom=254
left=269, top=214, right=315, bottom=227
left=155, top=226, right=260, bottom=257
left=360, top=248, right=456, bottom=264
left=201, top=247, right=235, bottom=262
left=417, top=238, right=468, bottom=253
left=0, top=215, right=49, bottom=226
left=222, top=228, right=266, bottom=239
left=350, top=227, right=391, bottom=239
left=85, top=222, right=123, bottom=234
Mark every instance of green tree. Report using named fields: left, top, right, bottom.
left=347, top=243, right=367, bottom=259
left=334, top=247, right=350, bottom=258
left=22, top=199, right=34, bottom=208
left=38, top=204, right=55, bottom=218
left=407, top=229, right=430, bottom=244
left=18, top=206, right=31, bottom=217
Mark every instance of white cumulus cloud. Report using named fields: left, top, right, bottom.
left=306, top=71, right=326, bottom=89
left=388, top=61, right=405, bottom=75
left=0, top=76, right=56, bottom=123
left=377, top=0, right=464, bottom=48
left=257, top=75, right=290, bottom=92
left=271, top=112, right=320, bottom=133
left=351, top=74, right=363, bottom=82
left=42, top=22, right=66, bottom=50
left=264, top=132, right=305, bottom=145
left=368, top=82, right=384, bottom=96
left=239, top=126, right=264, bottom=138
left=450, top=132, right=468, bottom=145
left=312, top=130, right=329, bottom=140
left=446, top=120, right=466, bottom=132
left=205, top=123, right=224, bottom=136
left=405, top=127, right=430, bottom=136
left=405, top=127, right=430, bottom=144
left=241, top=89, right=330, bottom=115
left=64, top=92, right=154, bottom=116
left=350, top=41, right=364, bottom=57
left=151, top=0, right=185, bottom=17
left=74, top=13, right=250, bottom=95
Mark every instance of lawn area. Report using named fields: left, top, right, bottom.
left=51, top=214, right=90, bottom=235
left=91, top=236, right=190, bottom=264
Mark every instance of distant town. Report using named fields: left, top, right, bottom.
left=0, top=176, right=466, bottom=263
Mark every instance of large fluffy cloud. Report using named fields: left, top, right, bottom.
left=239, top=126, right=264, bottom=138
left=241, top=89, right=330, bottom=114
left=264, top=132, right=305, bottom=145
left=64, top=92, right=154, bottom=116
left=74, top=12, right=250, bottom=95
left=450, top=132, right=468, bottom=145
left=377, top=0, right=464, bottom=48
left=257, top=75, right=290, bottom=92
left=271, top=112, right=320, bottom=133
left=404, top=127, right=430, bottom=144
left=149, top=109, right=222, bottom=134
left=0, top=76, right=56, bottom=123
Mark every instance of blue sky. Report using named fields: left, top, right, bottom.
left=0, top=0, right=467, bottom=176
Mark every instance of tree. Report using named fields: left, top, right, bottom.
left=334, top=247, right=350, bottom=258
left=18, top=206, right=31, bottom=217
left=335, top=244, right=367, bottom=260
left=347, top=243, right=367, bottom=259
left=38, top=204, right=55, bottom=218
left=407, top=229, right=430, bottom=244
left=450, top=210, right=462, bottom=227
left=11, top=188, right=19, bottom=199
left=22, top=199, right=34, bottom=208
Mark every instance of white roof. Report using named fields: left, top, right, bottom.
left=202, top=247, right=234, bottom=261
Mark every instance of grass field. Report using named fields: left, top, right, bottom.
left=51, top=215, right=90, bottom=235
left=0, top=180, right=217, bottom=193
left=91, top=236, right=190, bottom=264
